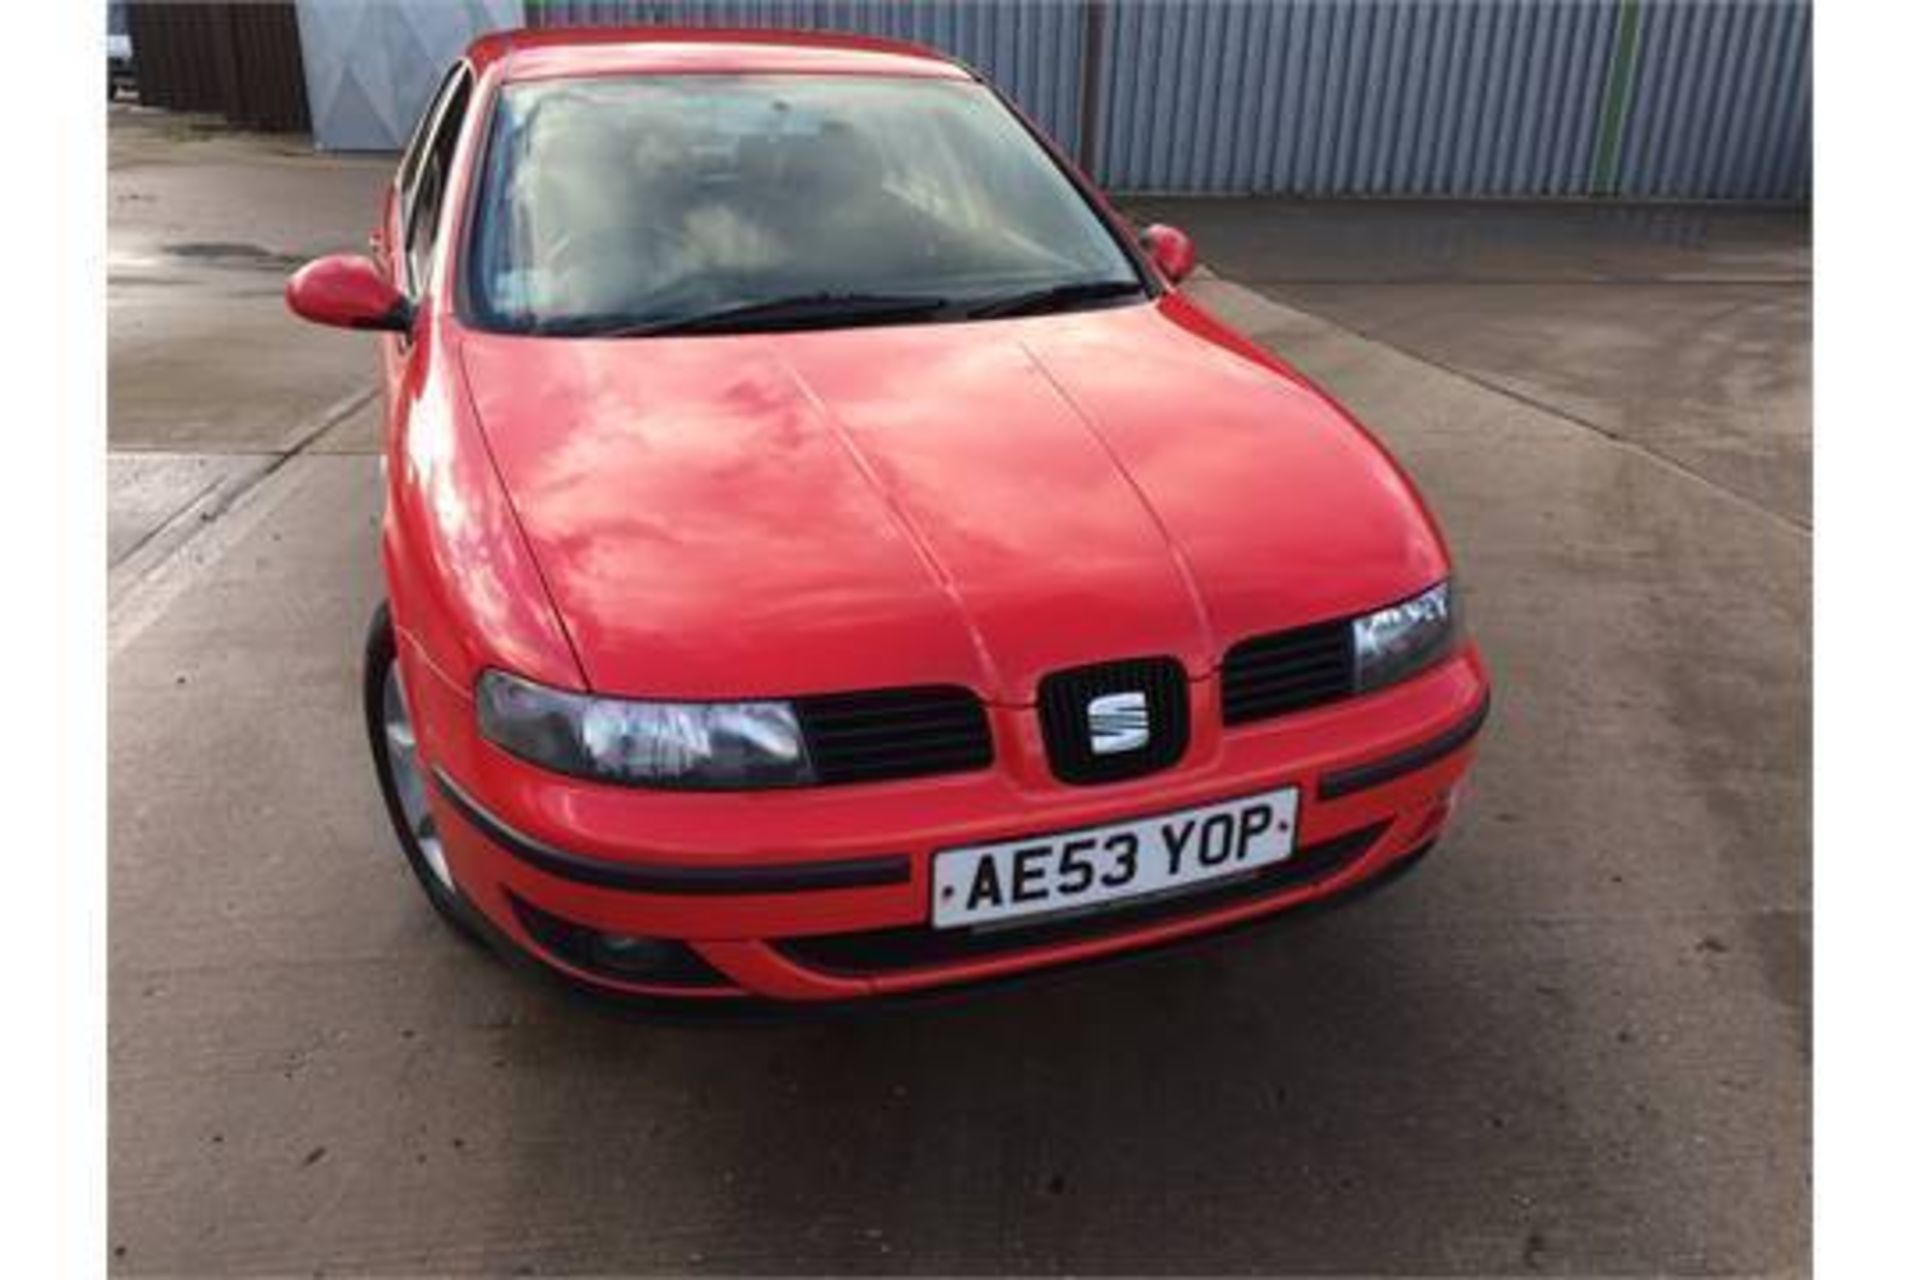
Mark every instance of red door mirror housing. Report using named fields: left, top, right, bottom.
left=286, top=254, right=413, bottom=332
left=1140, top=224, right=1197, bottom=285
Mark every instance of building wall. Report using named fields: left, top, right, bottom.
left=530, top=0, right=1099, bottom=159
left=1097, top=0, right=1624, bottom=195
left=127, top=1, right=312, bottom=132
left=285, top=0, right=1810, bottom=199
left=295, top=0, right=525, bottom=150
left=1612, top=0, right=1811, bottom=200
left=526, top=0, right=1811, bottom=200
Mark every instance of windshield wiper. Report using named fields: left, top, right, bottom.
left=575, top=292, right=954, bottom=338
left=965, top=278, right=1144, bottom=320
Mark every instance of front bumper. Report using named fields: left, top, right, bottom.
left=402, top=637, right=1490, bottom=1004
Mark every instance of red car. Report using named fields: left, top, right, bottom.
left=286, top=27, right=1490, bottom=1008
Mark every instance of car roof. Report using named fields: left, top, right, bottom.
left=466, top=26, right=975, bottom=83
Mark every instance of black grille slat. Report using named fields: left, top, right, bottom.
left=1230, top=664, right=1353, bottom=692
left=1231, top=692, right=1347, bottom=722
left=806, top=732, right=989, bottom=753
left=1230, top=677, right=1352, bottom=704
left=804, top=718, right=984, bottom=743
left=804, top=745, right=988, bottom=766
left=803, top=700, right=982, bottom=722
left=795, top=685, right=992, bottom=785
left=1227, top=651, right=1347, bottom=674
left=1037, top=656, right=1190, bottom=785
left=1242, top=673, right=1348, bottom=690
left=776, top=821, right=1390, bottom=976
left=1234, top=634, right=1343, bottom=656
left=1225, top=691, right=1348, bottom=721
left=806, top=750, right=989, bottom=773
left=1229, top=663, right=1352, bottom=690
left=1221, top=619, right=1355, bottom=725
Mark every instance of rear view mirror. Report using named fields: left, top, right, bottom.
left=285, top=254, right=412, bottom=332
left=1140, top=224, right=1197, bottom=285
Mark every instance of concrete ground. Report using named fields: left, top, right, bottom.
left=109, top=106, right=1809, bottom=1276
left=107, top=109, right=387, bottom=582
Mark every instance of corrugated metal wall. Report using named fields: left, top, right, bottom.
left=1097, top=0, right=1628, bottom=195
left=529, top=1, right=1097, bottom=159
left=1612, top=0, right=1812, bottom=199
left=1087, top=0, right=1812, bottom=198
left=493, top=0, right=1808, bottom=200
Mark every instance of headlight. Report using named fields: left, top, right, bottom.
left=475, top=670, right=813, bottom=789
left=1353, top=581, right=1456, bottom=692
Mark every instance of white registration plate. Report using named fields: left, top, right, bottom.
left=931, top=787, right=1300, bottom=930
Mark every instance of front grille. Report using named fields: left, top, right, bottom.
left=794, top=685, right=993, bottom=786
left=776, top=821, right=1389, bottom=977
left=1221, top=619, right=1355, bottom=725
left=1037, top=656, right=1190, bottom=785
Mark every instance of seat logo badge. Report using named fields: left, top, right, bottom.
left=1088, top=691, right=1150, bottom=755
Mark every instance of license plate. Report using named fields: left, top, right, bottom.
left=931, top=787, right=1300, bottom=930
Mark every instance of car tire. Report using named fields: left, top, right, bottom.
left=364, top=602, right=487, bottom=948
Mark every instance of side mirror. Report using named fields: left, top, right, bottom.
left=1140, top=224, right=1197, bottom=285
left=285, top=254, right=412, bottom=332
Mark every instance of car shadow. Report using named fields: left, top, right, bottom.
left=469, top=867, right=1637, bottom=1273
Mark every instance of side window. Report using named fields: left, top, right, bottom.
left=404, top=69, right=473, bottom=294
left=398, top=65, right=463, bottom=205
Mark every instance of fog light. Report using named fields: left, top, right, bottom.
left=588, top=932, right=682, bottom=977
left=508, top=894, right=733, bottom=990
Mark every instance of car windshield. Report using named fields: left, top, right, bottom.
left=464, top=74, right=1144, bottom=335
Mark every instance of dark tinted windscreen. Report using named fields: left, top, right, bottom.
left=466, top=75, right=1140, bottom=332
